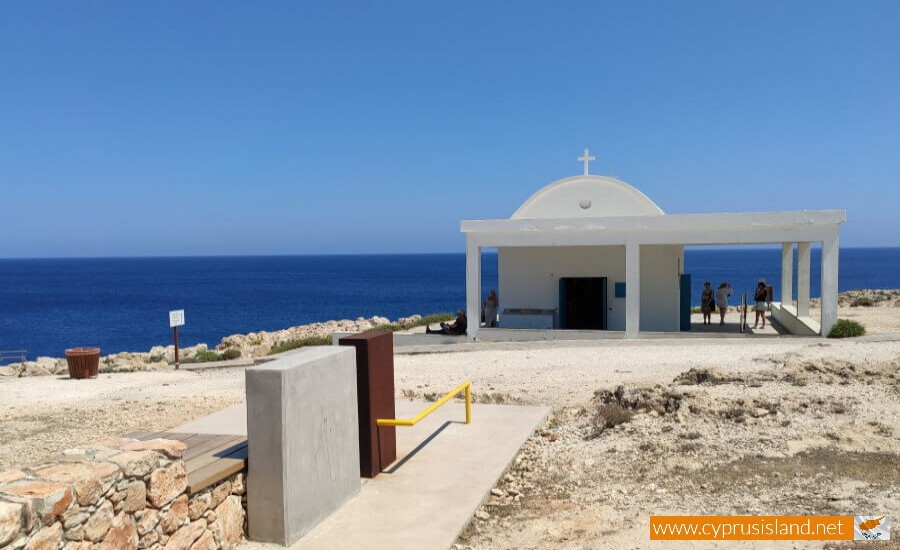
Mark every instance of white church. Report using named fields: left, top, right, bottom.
left=461, top=150, right=844, bottom=340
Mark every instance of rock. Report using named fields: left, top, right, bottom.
left=63, top=542, right=93, bottom=550
left=230, top=473, right=244, bottom=496
left=99, top=512, right=138, bottom=550
left=160, top=495, right=189, bottom=534
left=83, top=500, right=114, bottom=542
left=187, top=493, right=211, bottom=521
left=0, top=500, right=24, bottom=546
left=210, top=481, right=230, bottom=509
left=1, top=481, right=74, bottom=524
left=122, top=439, right=187, bottom=460
left=124, top=481, right=146, bottom=512
left=0, top=470, right=28, bottom=486
left=211, top=496, right=243, bottom=547
left=24, top=522, right=63, bottom=550
left=189, top=530, right=215, bottom=550
left=751, top=407, right=770, bottom=418
left=148, top=346, right=169, bottom=362
left=164, top=519, right=205, bottom=550
left=0, top=364, right=21, bottom=377
left=490, top=488, right=504, bottom=497
left=148, top=462, right=187, bottom=508
left=475, top=510, right=491, bottom=521
left=139, top=527, right=159, bottom=548
left=63, top=511, right=90, bottom=529
left=136, top=509, right=159, bottom=536
left=20, top=362, right=52, bottom=377
left=110, top=451, right=159, bottom=478
left=64, top=524, right=84, bottom=541
left=35, top=357, right=62, bottom=372
left=36, top=462, right=120, bottom=506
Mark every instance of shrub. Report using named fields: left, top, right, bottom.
left=851, top=297, right=874, bottom=307
left=827, top=319, right=866, bottom=339
left=220, top=348, right=243, bottom=361
left=365, top=323, right=402, bottom=333
left=268, top=336, right=332, bottom=355
left=586, top=403, right=632, bottom=439
left=191, top=349, right=220, bottom=362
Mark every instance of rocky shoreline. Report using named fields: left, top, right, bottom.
left=0, top=314, right=424, bottom=378
left=3, top=288, right=898, bottom=380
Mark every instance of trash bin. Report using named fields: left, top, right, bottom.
left=65, top=347, right=100, bottom=379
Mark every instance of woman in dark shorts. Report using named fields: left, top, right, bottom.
left=753, top=280, right=768, bottom=328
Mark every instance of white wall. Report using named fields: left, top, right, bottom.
left=497, top=246, right=627, bottom=331
left=639, top=245, right=683, bottom=332
left=497, top=245, right=684, bottom=333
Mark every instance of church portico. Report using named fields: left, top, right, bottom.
left=462, top=151, right=845, bottom=340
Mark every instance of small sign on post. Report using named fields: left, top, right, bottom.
left=169, top=310, right=185, bottom=369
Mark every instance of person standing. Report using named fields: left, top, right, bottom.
left=716, top=282, right=732, bottom=326
left=700, top=282, right=715, bottom=325
left=483, top=289, right=499, bottom=328
left=753, top=280, right=768, bottom=328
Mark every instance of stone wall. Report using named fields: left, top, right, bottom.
left=0, top=438, right=246, bottom=550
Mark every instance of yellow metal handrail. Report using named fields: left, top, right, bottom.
left=377, top=381, right=472, bottom=427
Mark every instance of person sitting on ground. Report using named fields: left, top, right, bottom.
left=426, top=309, right=467, bottom=335
left=753, top=280, right=768, bottom=329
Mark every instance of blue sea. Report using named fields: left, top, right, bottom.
left=1, top=248, right=898, bottom=359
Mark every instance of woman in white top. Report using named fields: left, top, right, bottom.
left=716, top=282, right=732, bottom=326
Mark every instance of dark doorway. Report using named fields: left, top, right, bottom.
left=559, top=277, right=607, bottom=329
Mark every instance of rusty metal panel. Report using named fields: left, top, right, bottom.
left=339, top=331, right=396, bottom=478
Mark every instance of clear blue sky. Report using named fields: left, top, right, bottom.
left=1, top=1, right=898, bottom=257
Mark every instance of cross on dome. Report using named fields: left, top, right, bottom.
left=577, top=148, right=595, bottom=175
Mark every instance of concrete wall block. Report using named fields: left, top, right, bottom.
left=246, top=346, right=360, bottom=545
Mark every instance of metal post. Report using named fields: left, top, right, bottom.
left=465, top=383, right=472, bottom=424
left=173, top=326, right=180, bottom=370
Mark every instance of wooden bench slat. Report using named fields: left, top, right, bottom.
left=124, top=431, right=156, bottom=440
left=186, top=443, right=248, bottom=494
left=181, top=434, right=239, bottom=462
left=153, top=432, right=201, bottom=442
left=183, top=437, right=247, bottom=474
left=177, top=433, right=220, bottom=456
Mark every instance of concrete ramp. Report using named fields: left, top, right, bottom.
left=177, top=400, right=548, bottom=550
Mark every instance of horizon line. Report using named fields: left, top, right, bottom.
left=1, top=245, right=898, bottom=261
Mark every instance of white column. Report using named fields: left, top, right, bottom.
left=465, top=235, right=481, bottom=340
left=820, top=230, right=840, bottom=336
left=625, top=242, right=641, bottom=337
left=781, top=243, right=793, bottom=306
left=797, top=242, right=811, bottom=317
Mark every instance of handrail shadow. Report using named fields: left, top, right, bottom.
left=380, top=420, right=466, bottom=475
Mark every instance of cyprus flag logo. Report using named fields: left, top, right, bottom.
left=854, top=516, right=890, bottom=540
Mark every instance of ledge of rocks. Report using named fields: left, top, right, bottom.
left=1, top=314, right=427, bottom=378
left=0, top=438, right=246, bottom=550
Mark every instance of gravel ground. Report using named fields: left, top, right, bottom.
left=1, top=306, right=898, bottom=549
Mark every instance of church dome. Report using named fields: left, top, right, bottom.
left=511, top=175, right=664, bottom=219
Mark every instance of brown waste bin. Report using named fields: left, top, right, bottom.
left=65, top=347, right=100, bottom=379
